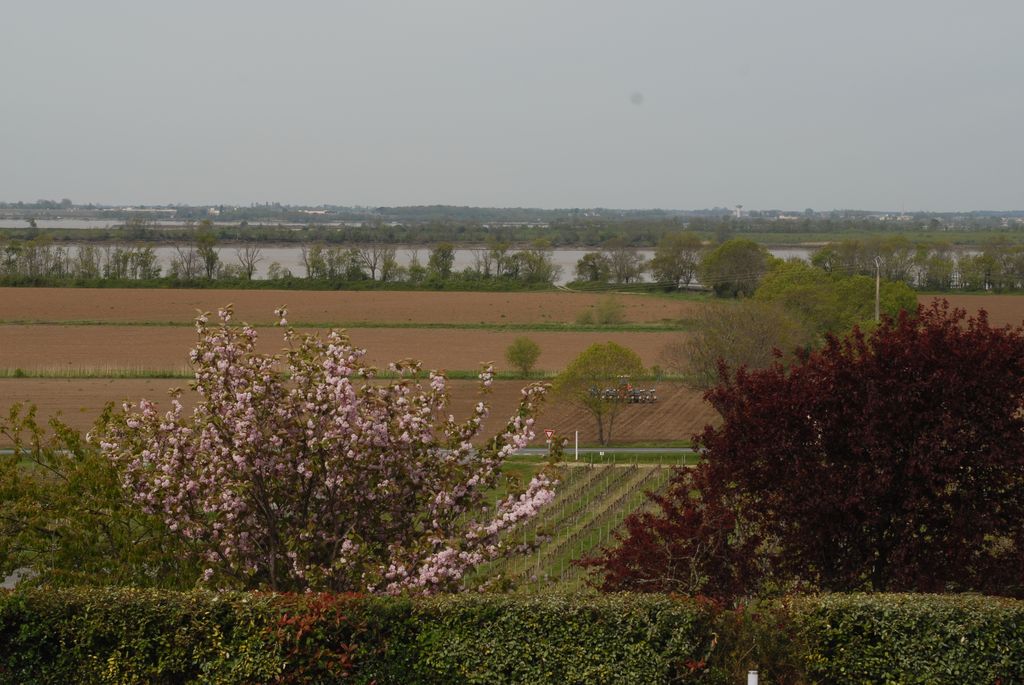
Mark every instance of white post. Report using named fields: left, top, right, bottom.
left=747, top=670, right=759, bottom=685
left=574, top=430, right=578, bottom=461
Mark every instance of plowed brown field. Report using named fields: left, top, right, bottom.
left=919, top=294, right=1024, bottom=327
left=0, top=288, right=698, bottom=325
left=0, top=289, right=706, bottom=445
left=0, top=379, right=712, bottom=446
left=0, top=325, right=685, bottom=373
left=12, top=288, right=1015, bottom=448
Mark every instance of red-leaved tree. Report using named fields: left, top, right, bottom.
left=587, top=301, right=1024, bottom=599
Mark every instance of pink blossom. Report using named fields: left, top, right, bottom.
left=95, top=305, right=554, bottom=594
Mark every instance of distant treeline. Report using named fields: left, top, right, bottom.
left=7, top=224, right=1024, bottom=293
left=810, top=236, right=1024, bottom=291
left=4, top=214, right=1024, bottom=250
left=573, top=234, right=1024, bottom=294
left=0, top=237, right=562, bottom=291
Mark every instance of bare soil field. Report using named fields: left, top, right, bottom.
left=0, top=379, right=711, bottom=446
left=919, top=294, right=1024, bottom=327
left=0, top=325, right=684, bottom=373
left=0, top=288, right=698, bottom=325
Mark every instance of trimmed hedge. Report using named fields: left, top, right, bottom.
left=793, top=594, right=1024, bottom=684
left=0, top=590, right=715, bottom=684
left=2, top=589, right=1024, bottom=684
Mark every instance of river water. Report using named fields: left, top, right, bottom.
left=138, top=246, right=813, bottom=284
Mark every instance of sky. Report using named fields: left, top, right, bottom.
left=2, top=0, right=1022, bottom=211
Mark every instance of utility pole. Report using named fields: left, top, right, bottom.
left=874, top=256, right=882, bottom=323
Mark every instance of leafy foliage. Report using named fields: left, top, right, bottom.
left=662, top=299, right=814, bottom=388
left=504, top=336, right=541, bottom=375
left=0, top=588, right=717, bottom=684
left=5, top=588, right=1024, bottom=684
left=698, top=238, right=773, bottom=297
left=573, top=251, right=612, bottom=283
left=0, top=405, right=196, bottom=588
left=755, top=259, right=917, bottom=335
left=592, top=302, right=1024, bottom=599
left=554, top=342, right=645, bottom=445
left=793, top=593, right=1024, bottom=683
left=575, top=295, right=626, bottom=326
left=649, top=231, right=703, bottom=289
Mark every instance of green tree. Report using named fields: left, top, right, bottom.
left=427, top=243, right=455, bottom=282
left=505, top=337, right=541, bottom=375
left=575, top=295, right=625, bottom=326
left=604, top=238, right=646, bottom=284
left=0, top=405, right=197, bottom=588
left=755, top=260, right=918, bottom=336
left=574, top=252, right=612, bottom=283
left=754, top=260, right=841, bottom=331
left=554, top=342, right=645, bottom=445
left=832, top=274, right=918, bottom=326
left=649, top=231, right=703, bottom=289
left=662, top=299, right=814, bottom=388
left=195, top=222, right=220, bottom=280
left=698, top=239, right=773, bottom=297
left=914, top=243, right=955, bottom=291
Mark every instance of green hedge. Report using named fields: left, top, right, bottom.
left=793, top=594, right=1024, bottom=684
left=0, top=590, right=715, bottom=684
left=2, top=589, right=1024, bottom=684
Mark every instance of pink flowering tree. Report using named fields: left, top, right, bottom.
left=97, top=306, right=555, bottom=593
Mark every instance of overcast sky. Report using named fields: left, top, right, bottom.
left=2, top=0, right=1022, bottom=211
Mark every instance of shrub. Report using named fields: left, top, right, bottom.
left=594, top=295, right=625, bottom=324
left=792, top=594, right=1024, bottom=683
left=0, top=588, right=716, bottom=684
left=4, top=589, right=1024, bottom=684
left=505, top=336, right=542, bottom=376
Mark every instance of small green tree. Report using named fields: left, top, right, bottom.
left=505, top=337, right=541, bottom=376
left=699, top=239, right=773, bottom=297
left=595, top=295, right=625, bottom=325
left=554, top=342, right=646, bottom=445
left=574, top=252, right=612, bottom=283
left=0, top=405, right=197, bottom=588
left=577, top=296, right=626, bottom=326
left=649, top=231, right=703, bottom=289
left=195, top=222, right=221, bottom=280
left=427, top=243, right=455, bottom=282
left=662, top=299, right=814, bottom=388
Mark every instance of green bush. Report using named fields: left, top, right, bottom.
left=0, top=589, right=714, bottom=684
left=412, top=594, right=715, bottom=684
left=792, top=594, right=1024, bottom=684
left=3, top=589, right=1024, bottom=684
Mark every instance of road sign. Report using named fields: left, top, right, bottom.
left=544, top=429, right=555, bottom=439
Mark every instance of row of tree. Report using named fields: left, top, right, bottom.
left=0, top=241, right=162, bottom=281
left=576, top=233, right=1024, bottom=294
left=573, top=233, right=703, bottom=287
left=813, top=237, right=1024, bottom=292
left=0, top=236, right=564, bottom=288
left=299, top=241, right=561, bottom=286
